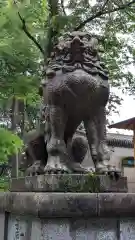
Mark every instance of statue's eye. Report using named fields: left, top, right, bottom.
left=85, top=34, right=91, bottom=41
left=83, top=37, right=88, bottom=41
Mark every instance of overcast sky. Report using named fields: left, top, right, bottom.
left=109, top=88, right=135, bottom=135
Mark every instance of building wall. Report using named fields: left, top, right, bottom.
left=109, top=146, right=134, bottom=169
left=82, top=146, right=134, bottom=169
left=82, top=144, right=135, bottom=192
left=109, top=147, right=135, bottom=192
left=123, top=167, right=135, bottom=193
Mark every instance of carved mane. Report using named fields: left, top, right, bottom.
left=46, top=31, right=108, bottom=80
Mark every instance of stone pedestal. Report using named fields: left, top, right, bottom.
left=0, top=192, right=135, bottom=239
left=10, top=174, right=128, bottom=193
left=7, top=215, right=135, bottom=240
left=1, top=174, right=128, bottom=239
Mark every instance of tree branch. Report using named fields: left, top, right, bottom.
left=101, top=0, right=110, bottom=11
left=13, top=0, right=44, bottom=56
left=18, top=13, right=44, bottom=55
left=44, top=0, right=59, bottom=63
left=61, top=0, right=66, bottom=15
left=74, top=0, right=135, bottom=31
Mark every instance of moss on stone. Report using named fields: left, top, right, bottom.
left=57, top=174, right=100, bottom=192
left=10, top=174, right=127, bottom=193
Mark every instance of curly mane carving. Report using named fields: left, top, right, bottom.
left=47, top=31, right=108, bottom=81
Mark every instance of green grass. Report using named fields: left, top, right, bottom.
left=0, top=177, right=9, bottom=191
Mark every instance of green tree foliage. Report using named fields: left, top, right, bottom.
left=0, top=0, right=44, bottom=163
left=2, top=0, right=135, bottom=113
left=0, top=0, right=42, bottom=102
left=0, top=128, right=23, bottom=163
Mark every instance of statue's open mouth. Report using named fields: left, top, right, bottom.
left=71, top=36, right=84, bottom=48
left=70, top=36, right=84, bottom=63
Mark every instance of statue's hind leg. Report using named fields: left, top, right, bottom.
left=84, top=119, right=98, bottom=171
left=44, top=105, right=71, bottom=173
left=96, top=107, right=121, bottom=177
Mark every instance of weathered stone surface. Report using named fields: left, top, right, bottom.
left=1, top=192, right=135, bottom=218
left=7, top=215, right=31, bottom=240
left=31, top=219, right=72, bottom=240
left=3, top=192, right=39, bottom=216
left=98, top=175, right=127, bottom=192
left=5, top=214, right=135, bottom=239
left=10, top=174, right=128, bottom=193
left=69, top=219, right=117, bottom=239
left=10, top=174, right=99, bottom=192
left=0, top=192, right=98, bottom=218
left=98, top=193, right=135, bottom=217
left=31, top=218, right=117, bottom=240
left=38, top=193, right=98, bottom=218
left=120, top=219, right=135, bottom=239
left=0, top=214, right=5, bottom=240
left=2, top=192, right=135, bottom=239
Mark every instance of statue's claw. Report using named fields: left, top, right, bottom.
left=113, top=167, right=121, bottom=179
left=67, top=162, right=92, bottom=174
left=44, top=157, right=71, bottom=174
left=44, top=166, right=71, bottom=174
left=107, top=166, right=121, bottom=178
left=96, top=162, right=108, bottom=174
left=96, top=162, right=121, bottom=178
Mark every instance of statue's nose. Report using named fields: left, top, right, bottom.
left=72, top=36, right=81, bottom=43
left=71, top=36, right=84, bottom=49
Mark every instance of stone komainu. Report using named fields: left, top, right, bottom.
left=21, top=31, right=120, bottom=176
left=40, top=31, right=120, bottom=174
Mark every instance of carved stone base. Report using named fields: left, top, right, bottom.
left=10, top=174, right=128, bottom=193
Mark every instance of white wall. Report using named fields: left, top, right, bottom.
left=109, top=147, right=134, bottom=169
left=82, top=146, right=134, bottom=169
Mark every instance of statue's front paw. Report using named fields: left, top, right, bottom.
left=68, top=162, right=91, bottom=174
left=107, top=165, right=121, bottom=179
left=96, top=162, right=121, bottom=179
left=96, top=163, right=108, bottom=175
left=44, top=156, right=71, bottom=174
